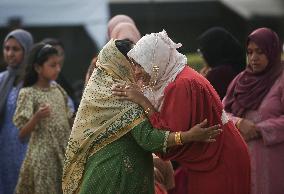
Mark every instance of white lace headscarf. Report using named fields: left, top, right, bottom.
left=127, top=30, right=187, bottom=110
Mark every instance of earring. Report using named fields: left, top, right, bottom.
left=149, top=65, right=159, bottom=87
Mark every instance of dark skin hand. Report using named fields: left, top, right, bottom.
left=238, top=118, right=261, bottom=141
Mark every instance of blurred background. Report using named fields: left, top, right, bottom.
left=0, top=0, right=283, bottom=90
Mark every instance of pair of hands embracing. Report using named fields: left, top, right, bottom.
left=112, top=83, right=222, bottom=144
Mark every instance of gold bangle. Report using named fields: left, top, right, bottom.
left=235, top=118, right=242, bottom=129
left=175, top=132, right=183, bottom=145
left=144, top=107, right=151, bottom=115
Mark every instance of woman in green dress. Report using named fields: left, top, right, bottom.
left=62, top=39, right=221, bottom=194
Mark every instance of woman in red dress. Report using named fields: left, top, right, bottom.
left=112, top=30, right=251, bottom=194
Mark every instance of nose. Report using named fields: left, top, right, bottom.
left=56, top=64, right=61, bottom=72
left=250, top=52, right=258, bottom=61
left=6, top=49, right=14, bottom=57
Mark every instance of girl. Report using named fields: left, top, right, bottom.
left=13, top=43, right=73, bottom=194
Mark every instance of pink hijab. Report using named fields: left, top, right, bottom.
left=224, top=27, right=283, bottom=116
left=110, top=22, right=141, bottom=43
left=107, top=15, right=135, bottom=38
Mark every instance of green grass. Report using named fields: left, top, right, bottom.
left=186, top=53, right=205, bottom=72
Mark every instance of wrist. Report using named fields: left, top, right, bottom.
left=33, top=113, right=40, bottom=122
left=141, top=101, right=155, bottom=117
left=175, top=132, right=183, bottom=145
left=181, top=131, right=192, bottom=144
left=235, top=118, right=243, bottom=129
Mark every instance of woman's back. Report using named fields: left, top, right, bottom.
left=79, top=132, right=155, bottom=194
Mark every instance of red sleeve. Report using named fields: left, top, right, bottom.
left=149, top=77, right=192, bottom=132
left=149, top=74, right=224, bottom=170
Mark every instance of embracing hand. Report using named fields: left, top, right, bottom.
left=35, top=103, right=51, bottom=121
left=238, top=118, right=259, bottom=141
left=182, top=119, right=222, bottom=143
left=112, top=83, right=146, bottom=105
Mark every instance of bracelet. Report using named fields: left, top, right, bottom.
left=144, top=107, right=151, bottom=115
left=235, top=118, right=243, bottom=129
left=174, top=132, right=183, bottom=145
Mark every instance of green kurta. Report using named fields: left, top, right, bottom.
left=79, top=120, right=168, bottom=194
left=13, top=84, right=72, bottom=194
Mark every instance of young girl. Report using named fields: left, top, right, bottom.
left=13, top=43, right=73, bottom=194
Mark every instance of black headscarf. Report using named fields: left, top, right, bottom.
left=197, top=27, right=245, bottom=73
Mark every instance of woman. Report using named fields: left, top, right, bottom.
left=197, top=27, right=245, bottom=99
left=112, top=30, right=251, bottom=194
left=110, top=22, right=141, bottom=43
left=107, top=14, right=136, bottom=38
left=0, top=29, right=33, bottom=194
left=223, top=27, right=284, bottom=194
left=62, top=39, right=221, bottom=194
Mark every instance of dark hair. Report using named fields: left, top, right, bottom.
left=41, top=38, right=64, bottom=50
left=197, top=27, right=245, bottom=73
left=115, top=39, right=134, bottom=57
left=23, top=43, right=58, bottom=87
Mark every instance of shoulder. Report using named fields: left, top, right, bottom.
left=0, top=70, right=8, bottom=81
left=53, top=82, right=68, bottom=96
left=164, top=66, right=206, bottom=95
left=274, top=69, right=284, bottom=90
left=19, top=86, right=34, bottom=96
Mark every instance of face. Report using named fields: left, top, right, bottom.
left=37, top=54, right=61, bottom=82
left=54, top=45, right=65, bottom=67
left=130, top=58, right=151, bottom=85
left=3, top=38, right=24, bottom=68
left=247, top=41, right=269, bottom=73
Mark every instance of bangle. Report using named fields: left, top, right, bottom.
left=144, top=107, right=151, bottom=115
left=174, top=132, right=183, bottom=145
left=235, top=118, right=242, bottom=129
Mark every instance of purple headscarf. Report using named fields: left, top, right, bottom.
left=0, top=29, right=33, bottom=121
left=224, top=27, right=283, bottom=116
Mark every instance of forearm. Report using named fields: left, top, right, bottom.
left=19, top=115, right=39, bottom=140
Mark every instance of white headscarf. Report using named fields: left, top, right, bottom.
left=127, top=30, right=187, bottom=110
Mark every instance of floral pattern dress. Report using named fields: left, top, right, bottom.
left=13, top=84, right=73, bottom=194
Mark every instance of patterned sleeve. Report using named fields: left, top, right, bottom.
left=13, top=88, right=34, bottom=129
left=56, top=84, right=74, bottom=119
left=131, top=120, right=170, bottom=153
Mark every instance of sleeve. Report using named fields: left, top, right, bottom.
left=57, top=84, right=74, bottom=119
left=131, top=120, right=170, bottom=153
left=13, top=89, right=34, bottom=129
left=224, top=112, right=241, bottom=125
left=256, top=85, right=284, bottom=146
left=222, top=96, right=241, bottom=125
left=256, top=116, right=284, bottom=146
left=149, top=78, right=192, bottom=131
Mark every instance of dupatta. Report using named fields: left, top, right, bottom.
left=63, top=39, right=146, bottom=194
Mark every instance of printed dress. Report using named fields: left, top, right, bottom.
left=13, top=84, right=73, bottom=194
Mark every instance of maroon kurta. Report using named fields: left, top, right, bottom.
left=150, top=66, right=250, bottom=194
